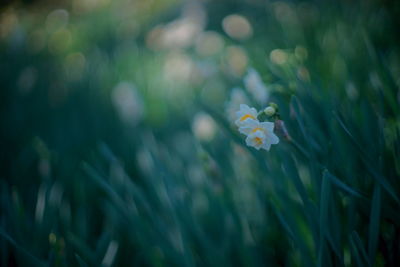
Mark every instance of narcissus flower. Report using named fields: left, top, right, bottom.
left=235, top=104, right=258, bottom=127
left=239, top=119, right=279, bottom=151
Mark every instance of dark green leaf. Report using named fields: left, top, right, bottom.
left=0, top=228, right=45, bottom=267
left=368, top=185, right=381, bottom=265
left=318, top=172, right=332, bottom=267
left=323, top=170, right=364, bottom=198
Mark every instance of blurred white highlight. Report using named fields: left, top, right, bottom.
left=112, top=82, right=144, bottom=126
left=102, top=240, right=119, bottom=267
left=222, top=14, right=253, bottom=40
left=244, top=68, right=269, bottom=105
left=225, top=88, right=250, bottom=122
left=192, top=112, right=217, bottom=142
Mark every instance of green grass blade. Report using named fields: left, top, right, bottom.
left=82, top=162, right=130, bottom=217
left=75, top=253, right=89, bottom=267
left=335, top=113, right=400, bottom=204
left=368, top=185, right=381, bottom=265
left=282, top=154, right=318, bottom=244
left=282, top=155, right=309, bottom=206
left=363, top=161, right=399, bottom=205
left=323, top=170, right=364, bottom=198
left=351, top=231, right=371, bottom=266
left=0, top=228, right=45, bottom=267
left=66, top=232, right=97, bottom=266
left=273, top=207, right=314, bottom=267
left=350, top=235, right=365, bottom=267
left=290, top=96, right=308, bottom=143
left=318, top=171, right=332, bottom=267
left=325, top=197, right=343, bottom=265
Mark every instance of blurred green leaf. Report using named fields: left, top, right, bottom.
left=335, top=113, right=400, bottom=204
left=323, top=170, right=364, bottom=198
left=368, top=184, right=381, bottom=265
left=0, top=228, right=45, bottom=267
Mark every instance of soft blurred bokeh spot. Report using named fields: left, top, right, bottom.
left=1, top=0, right=400, bottom=266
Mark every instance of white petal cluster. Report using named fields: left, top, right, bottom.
left=244, top=68, right=269, bottom=105
left=235, top=104, right=258, bottom=127
left=234, top=104, right=279, bottom=151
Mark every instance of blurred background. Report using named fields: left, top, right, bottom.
left=1, top=0, right=400, bottom=266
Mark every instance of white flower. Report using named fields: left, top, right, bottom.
left=235, top=104, right=258, bottom=127
left=239, top=119, right=279, bottom=151
left=244, top=68, right=269, bottom=105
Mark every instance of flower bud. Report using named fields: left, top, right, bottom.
left=269, top=102, right=278, bottom=110
left=264, top=106, right=276, bottom=116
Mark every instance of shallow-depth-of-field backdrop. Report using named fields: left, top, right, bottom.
left=1, top=0, right=400, bottom=266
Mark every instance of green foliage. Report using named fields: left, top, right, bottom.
left=1, top=0, right=400, bottom=266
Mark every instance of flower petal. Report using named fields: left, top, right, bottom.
left=238, top=119, right=259, bottom=135
left=260, top=121, right=274, bottom=132
left=262, top=142, right=272, bottom=151
left=269, top=133, right=280, bottom=144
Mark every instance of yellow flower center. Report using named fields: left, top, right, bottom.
left=254, top=137, right=263, bottom=145
left=240, top=114, right=255, bottom=121
left=251, top=127, right=263, bottom=133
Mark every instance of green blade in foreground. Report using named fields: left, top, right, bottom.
left=368, top=184, right=381, bottom=266
left=323, top=169, right=364, bottom=199
left=318, top=171, right=332, bottom=267
left=335, top=113, right=400, bottom=204
left=0, top=228, right=45, bottom=267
